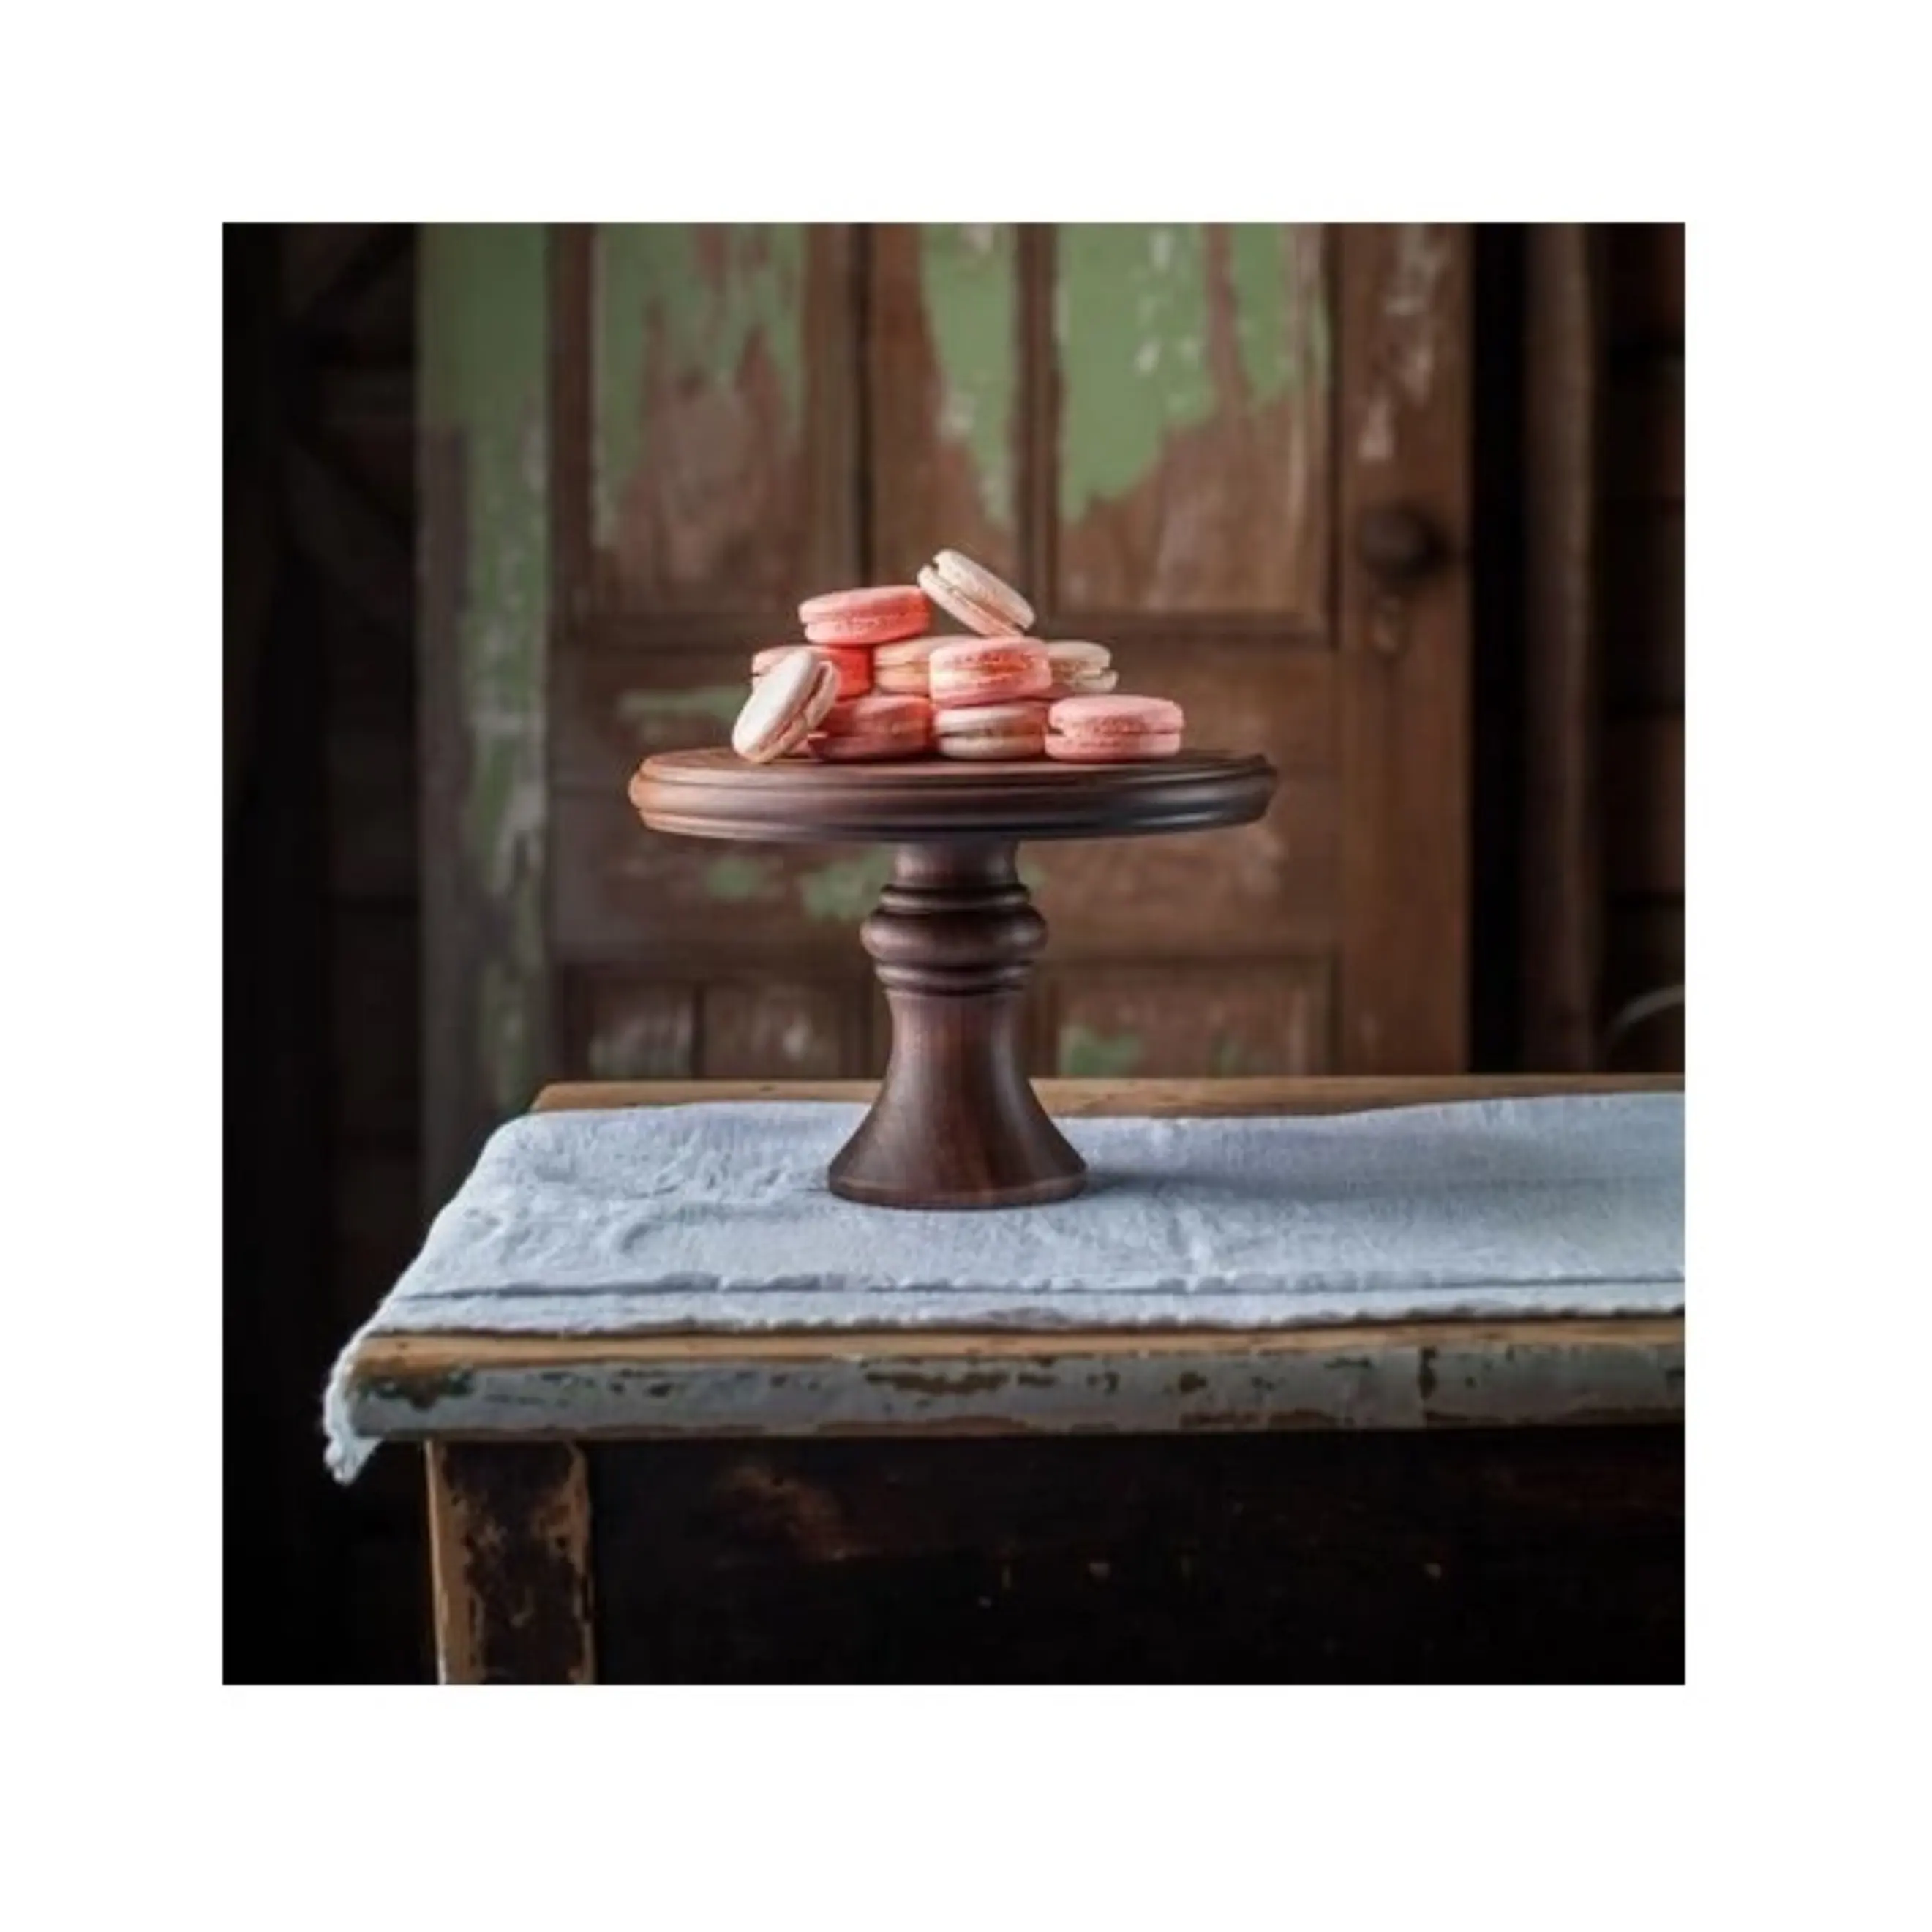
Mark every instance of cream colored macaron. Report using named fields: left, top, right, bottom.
left=933, top=700, right=1049, bottom=760
left=873, top=636, right=944, bottom=694
left=918, top=548, right=1036, bottom=636
left=731, top=647, right=838, bottom=763
left=1043, top=640, right=1117, bottom=697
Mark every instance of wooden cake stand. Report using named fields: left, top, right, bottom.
left=628, top=749, right=1277, bottom=1209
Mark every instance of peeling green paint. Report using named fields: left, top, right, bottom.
left=365, top=1369, right=476, bottom=1413
left=422, top=225, right=548, bottom=1121
left=920, top=224, right=1017, bottom=530
left=704, top=854, right=781, bottom=903
left=595, top=225, right=805, bottom=539
left=1056, top=224, right=1329, bottom=526
left=617, top=684, right=746, bottom=735
left=1058, top=224, right=1214, bottom=525
left=1227, top=225, right=1296, bottom=406
left=1059, top=1023, right=1145, bottom=1078
left=799, top=850, right=894, bottom=922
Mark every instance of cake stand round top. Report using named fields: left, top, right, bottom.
left=628, top=748, right=1277, bottom=846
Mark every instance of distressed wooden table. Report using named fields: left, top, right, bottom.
left=347, top=1075, right=1685, bottom=1685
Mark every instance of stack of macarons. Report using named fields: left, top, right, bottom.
left=729, top=548, right=1184, bottom=767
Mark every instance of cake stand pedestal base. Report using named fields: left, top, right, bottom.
left=827, top=843, right=1085, bottom=1210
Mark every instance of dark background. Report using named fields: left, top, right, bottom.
left=224, top=223, right=1683, bottom=1683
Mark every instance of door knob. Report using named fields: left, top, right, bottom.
left=1355, top=502, right=1445, bottom=593
left=1354, top=503, right=1446, bottom=656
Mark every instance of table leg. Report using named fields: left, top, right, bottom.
left=829, top=841, right=1086, bottom=1209
left=426, top=1442, right=596, bottom=1683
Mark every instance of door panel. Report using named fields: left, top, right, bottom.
left=421, top=225, right=1470, bottom=1192
left=868, top=223, right=1023, bottom=585
left=1045, top=961, right=1331, bottom=1079
left=1053, top=223, right=1330, bottom=620
left=587, top=224, right=857, bottom=614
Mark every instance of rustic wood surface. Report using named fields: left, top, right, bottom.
left=419, top=225, right=554, bottom=1207
left=1521, top=224, right=1604, bottom=1070
left=361, top=1313, right=1680, bottom=1373
left=584, top=1428, right=1683, bottom=1683
left=1597, top=223, right=1683, bottom=1072
left=868, top=225, right=1022, bottom=585
left=1049, top=224, right=1331, bottom=616
left=426, top=1442, right=595, bottom=1684
left=1336, top=225, right=1472, bottom=1074
left=533, top=1071, right=1680, bottom=1114
left=404, top=1071, right=1681, bottom=1683
left=352, top=1316, right=1682, bottom=1445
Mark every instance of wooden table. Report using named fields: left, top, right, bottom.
left=342, top=1075, right=1685, bottom=1684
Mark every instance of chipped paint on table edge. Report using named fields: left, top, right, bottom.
left=347, top=1317, right=1684, bottom=1442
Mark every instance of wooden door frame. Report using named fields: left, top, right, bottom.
left=1335, top=225, right=1472, bottom=1073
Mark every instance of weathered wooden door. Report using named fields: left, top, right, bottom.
left=422, top=225, right=1470, bottom=1195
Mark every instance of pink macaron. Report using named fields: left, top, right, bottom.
left=933, top=701, right=1048, bottom=760
left=929, top=636, right=1051, bottom=707
left=797, top=585, right=930, bottom=648
left=1045, top=694, right=1184, bottom=762
left=917, top=549, right=1036, bottom=636
left=732, top=648, right=841, bottom=764
left=808, top=692, right=934, bottom=762
left=872, top=636, right=944, bottom=695
left=753, top=642, right=871, bottom=700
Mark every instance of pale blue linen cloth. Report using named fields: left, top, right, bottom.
left=323, top=1094, right=1683, bottom=1479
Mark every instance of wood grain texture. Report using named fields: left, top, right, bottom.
left=868, top=225, right=1020, bottom=582
left=555, top=644, right=751, bottom=790
left=426, top=1442, right=594, bottom=1683
left=565, top=972, right=696, bottom=1080
left=1605, top=716, right=1685, bottom=895
left=553, top=782, right=892, bottom=969
left=1521, top=225, right=1604, bottom=1070
left=533, top=1072, right=1680, bottom=1114
left=1052, top=224, right=1330, bottom=617
left=348, top=1318, right=1683, bottom=1448
left=419, top=225, right=552, bottom=1203
left=628, top=747, right=1276, bottom=846
left=699, top=980, right=862, bottom=1080
left=586, top=224, right=858, bottom=611
left=359, top=1314, right=1683, bottom=1373
left=827, top=843, right=1086, bottom=1207
left=1337, top=225, right=1472, bottom=1072
left=585, top=1429, right=1683, bottom=1683
left=1045, top=960, right=1330, bottom=1078
left=1023, top=775, right=1337, bottom=964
